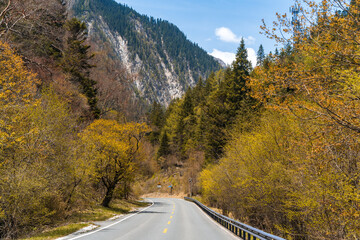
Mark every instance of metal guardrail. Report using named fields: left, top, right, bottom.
left=184, top=197, right=286, bottom=240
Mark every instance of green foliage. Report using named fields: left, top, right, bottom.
left=202, top=40, right=259, bottom=162
left=155, top=41, right=261, bottom=171
left=61, top=18, right=100, bottom=119
left=257, top=44, right=265, bottom=66
left=157, top=130, right=170, bottom=158
left=147, top=101, right=165, bottom=144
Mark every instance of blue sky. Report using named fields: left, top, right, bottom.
left=115, top=0, right=294, bottom=66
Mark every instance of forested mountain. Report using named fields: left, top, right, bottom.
left=69, top=0, right=221, bottom=105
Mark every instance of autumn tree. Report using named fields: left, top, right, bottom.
left=245, top=0, right=360, bottom=238
left=81, top=120, right=149, bottom=207
left=0, top=41, right=86, bottom=238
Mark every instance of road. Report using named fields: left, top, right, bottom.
left=62, top=198, right=239, bottom=240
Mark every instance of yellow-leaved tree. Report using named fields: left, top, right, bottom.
left=244, top=0, right=360, bottom=239
left=81, top=119, right=149, bottom=207
left=0, top=41, right=88, bottom=238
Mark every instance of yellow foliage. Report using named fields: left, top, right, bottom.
left=80, top=119, right=149, bottom=206
left=0, top=41, right=38, bottom=106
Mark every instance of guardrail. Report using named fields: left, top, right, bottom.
left=184, top=197, right=286, bottom=240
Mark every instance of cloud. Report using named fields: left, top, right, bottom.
left=247, top=48, right=257, bottom=68
left=215, top=27, right=241, bottom=43
left=246, top=36, right=256, bottom=45
left=215, top=27, right=255, bottom=45
left=209, top=49, right=236, bottom=66
left=209, top=48, right=257, bottom=68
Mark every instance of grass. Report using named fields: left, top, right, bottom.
left=21, top=199, right=149, bottom=240
left=21, top=223, right=89, bottom=240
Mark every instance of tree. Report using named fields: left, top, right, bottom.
left=62, top=18, right=100, bottom=119
left=256, top=44, right=265, bottom=66
left=0, top=41, right=88, bottom=238
left=248, top=0, right=360, bottom=238
left=202, top=39, right=257, bottom=162
left=81, top=120, right=149, bottom=207
left=157, top=130, right=170, bottom=158
left=147, top=101, right=165, bottom=144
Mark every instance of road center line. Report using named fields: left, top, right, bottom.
left=170, top=216, right=173, bottom=219
left=168, top=221, right=171, bottom=224
left=163, top=228, right=168, bottom=233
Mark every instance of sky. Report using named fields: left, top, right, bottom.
left=115, top=0, right=294, bottom=67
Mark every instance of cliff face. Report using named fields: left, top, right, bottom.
left=69, top=0, right=221, bottom=106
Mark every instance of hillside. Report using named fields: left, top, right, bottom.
left=69, top=0, right=221, bottom=105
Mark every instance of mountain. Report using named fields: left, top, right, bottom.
left=68, top=0, right=221, bottom=106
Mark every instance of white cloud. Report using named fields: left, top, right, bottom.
left=246, top=36, right=256, bottom=45
left=247, top=48, right=257, bottom=68
left=215, top=27, right=241, bottom=43
left=215, top=27, right=256, bottom=45
left=209, top=48, right=257, bottom=68
left=209, top=49, right=236, bottom=66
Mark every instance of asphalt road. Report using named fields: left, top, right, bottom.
left=62, top=198, right=239, bottom=240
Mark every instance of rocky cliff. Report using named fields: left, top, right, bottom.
left=69, top=0, right=221, bottom=106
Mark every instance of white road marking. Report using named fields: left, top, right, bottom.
left=66, top=199, right=154, bottom=240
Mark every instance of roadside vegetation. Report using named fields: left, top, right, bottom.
left=148, top=1, right=360, bottom=239
left=20, top=200, right=148, bottom=240
left=0, top=0, right=359, bottom=240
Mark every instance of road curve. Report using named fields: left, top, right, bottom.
left=62, top=198, right=239, bottom=240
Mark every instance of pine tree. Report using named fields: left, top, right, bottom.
left=256, top=44, right=265, bottom=66
left=224, top=38, right=252, bottom=119
left=61, top=18, right=100, bottom=119
left=149, top=101, right=165, bottom=129
left=148, top=101, right=165, bottom=144
left=157, top=130, right=170, bottom=158
left=182, top=88, right=194, bottom=117
left=203, top=39, right=257, bottom=162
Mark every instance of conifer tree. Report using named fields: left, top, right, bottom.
left=62, top=18, right=100, bottom=119
left=182, top=88, right=194, bottom=117
left=149, top=101, right=165, bottom=129
left=157, top=130, right=170, bottom=158
left=203, top=39, right=257, bottom=162
left=257, top=44, right=265, bottom=66
left=148, top=101, right=165, bottom=144
left=223, top=38, right=252, bottom=120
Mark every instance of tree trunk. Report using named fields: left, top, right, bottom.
left=101, top=183, right=116, bottom=207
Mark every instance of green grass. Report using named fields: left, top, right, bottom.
left=20, top=223, right=89, bottom=240
left=21, top=199, right=149, bottom=240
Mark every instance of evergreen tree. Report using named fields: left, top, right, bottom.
left=182, top=88, right=194, bottom=117
left=149, top=101, right=165, bottom=129
left=62, top=18, right=100, bottom=119
left=192, top=77, right=206, bottom=104
left=157, top=131, right=170, bottom=158
left=256, top=44, right=265, bottom=66
left=224, top=38, right=252, bottom=119
left=147, top=101, right=165, bottom=144
left=203, top=39, right=256, bottom=162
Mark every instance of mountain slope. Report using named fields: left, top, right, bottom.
left=70, top=0, right=221, bottom=105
